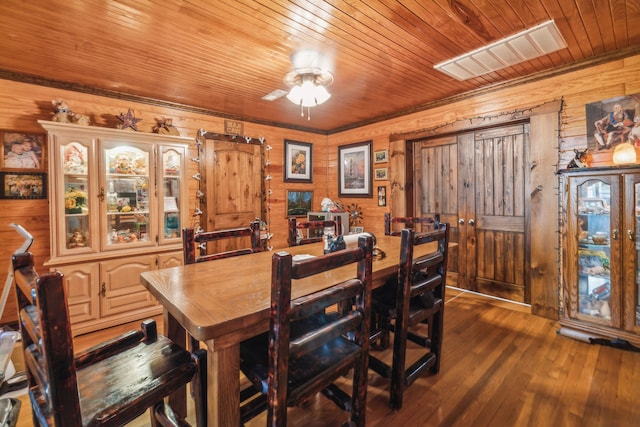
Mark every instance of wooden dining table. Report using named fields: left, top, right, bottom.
left=140, top=234, right=444, bottom=426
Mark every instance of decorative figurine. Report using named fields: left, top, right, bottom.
left=567, top=148, right=590, bottom=168
left=51, top=99, right=90, bottom=125
left=152, top=117, right=180, bottom=135
left=116, top=108, right=143, bottom=131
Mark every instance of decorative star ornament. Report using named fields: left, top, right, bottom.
left=116, top=108, right=142, bottom=131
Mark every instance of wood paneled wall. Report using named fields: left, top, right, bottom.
left=1, top=54, right=639, bottom=324
left=0, top=80, right=328, bottom=323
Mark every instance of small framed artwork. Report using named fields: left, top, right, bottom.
left=353, top=226, right=364, bottom=233
left=377, top=186, right=387, bottom=207
left=374, top=149, right=388, bottom=163
left=374, top=167, right=388, bottom=180
left=0, top=171, right=47, bottom=199
left=284, top=140, right=313, bottom=183
left=1, top=131, right=46, bottom=171
left=286, top=190, right=313, bottom=217
left=338, top=140, right=372, bottom=197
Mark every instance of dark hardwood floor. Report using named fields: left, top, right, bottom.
left=13, top=289, right=640, bottom=426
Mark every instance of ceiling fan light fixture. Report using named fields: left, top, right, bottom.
left=283, top=51, right=334, bottom=120
left=286, top=74, right=332, bottom=107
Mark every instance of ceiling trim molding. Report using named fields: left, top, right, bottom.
left=0, top=69, right=329, bottom=135
left=1, top=46, right=638, bottom=136
left=329, top=45, right=640, bottom=134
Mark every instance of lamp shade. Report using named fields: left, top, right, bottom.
left=612, top=142, right=637, bottom=165
left=286, top=76, right=331, bottom=107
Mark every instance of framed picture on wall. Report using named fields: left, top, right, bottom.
left=585, top=93, right=640, bottom=151
left=284, top=140, right=313, bottom=183
left=374, top=149, right=388, bottom=163
left=286, top=190, right=313, bottom=217
left=338, top=140, right=372, bottom=197
left=0, top=171, right=47, bottom=199
left=374, top=167, right=388, bottom=180
left=1, top=131, right=46, bottom=171
left=377, top=186, right=387, bottom=206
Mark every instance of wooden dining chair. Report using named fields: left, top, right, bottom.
left=182, top=220, right=261, bottom=264
left=369, top=223, right=449, bottom=409
left=11, top=252, right=207, bottom=427
left=287, top=216, right=342, bottom=246
left=182, top=220, right=265, bottom=420
left=384, top=213, right=440, bottom=236
left=239, top=235, right=373, bottom=426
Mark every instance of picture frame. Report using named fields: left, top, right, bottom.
left=353, top=226, right=364, bottom=233
left=1, top=131, right=46, bottom=171
left=377, top=186, right=387, bottom=207
left=338, top=140, right=372, bottom=197
left=585, top=93, right=640, bottom=151
left=374, top=149, right=388, bottom=163
left=374, top=167, right=388, bottom=180
left=0, top=171, right=47, bottom=199
left=284, top=140, right=313, bottom=183
left=286, top=190, right=313, bottom=217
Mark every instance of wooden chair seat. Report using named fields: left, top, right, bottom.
left=239, top=235, right=373, bottom=426
left=369, top=224, right=449, bottom=409
left=12, top=252, right=206, bottom=426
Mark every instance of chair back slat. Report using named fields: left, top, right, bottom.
left=288, top=216, right=342, bottom=246
left=384, top=213, right=440, bottom=236
left=183, top=220, right=261, bottom=264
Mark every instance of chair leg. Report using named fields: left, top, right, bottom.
left=191, top=348, right=208, bottom=427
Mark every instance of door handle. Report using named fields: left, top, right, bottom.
left=468, top=219, right=475, bottom=226
left=458, top=218, right=465, bottom=225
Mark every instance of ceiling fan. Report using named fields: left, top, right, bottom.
left=263, top=50, right=334, bottom=119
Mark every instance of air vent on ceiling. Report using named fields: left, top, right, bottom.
left=434, top=19, right=567, bottom=81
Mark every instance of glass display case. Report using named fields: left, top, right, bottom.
left=40, top=120, right=191, bottom=335
left=560, top=166, right=640, bottom=345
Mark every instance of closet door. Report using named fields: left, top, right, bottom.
left=414, top=123, right=529, bottom=303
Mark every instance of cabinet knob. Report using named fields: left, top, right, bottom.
left=458, top=218, right=465, bottom=225
left=612, top=229, right=619, bottom=240
left=468, top=219, right=476, bottom=226
left=627, top=230, right=634, bottom=241
left=98, top=186, right=105, bottom=202
left=101, top=283, right=106, bottom=297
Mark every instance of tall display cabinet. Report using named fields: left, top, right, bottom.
left=559, top=166, right=640, bottom=346
left=39, top=120, right=191, bottom=336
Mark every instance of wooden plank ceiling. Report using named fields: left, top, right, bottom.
left=0, top=0, right=639, bottom=133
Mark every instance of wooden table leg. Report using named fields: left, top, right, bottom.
left=165, top=311, right=188, bottom=418
left=206, top=340, right=241, bottom=427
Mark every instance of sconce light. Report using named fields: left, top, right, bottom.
left=612, top=142, right=637, bottom=165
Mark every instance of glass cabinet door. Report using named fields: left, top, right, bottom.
left=624, top=173, right=640, bottom=333
left=158, top=145, right=185, bottom=245
left=575, top=178, right=614, bottom=327
left=102, top=142, right=154, bottom=250
left=60, top=140, right=94, bottom=255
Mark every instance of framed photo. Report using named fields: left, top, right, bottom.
left=374, top=149, right=388, bottom=163
left=1, top=131, right=45, bottom=170
left=338, top=140, right=372, bottom=197
left=284, top=140, right=313, bottom=183
left=353, top=226, right=364, bottom=233
left=377, top=186, right=387, bottom=207
left=0, top=171, right=47, bottom=199
left=286, top=190, right=313, bottom=217
left=375, top=167, right=388, bottom=180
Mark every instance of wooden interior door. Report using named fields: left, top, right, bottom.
left=414, top=122, right=530, bottom=303
left=201, top=137, right=263, bottom=253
